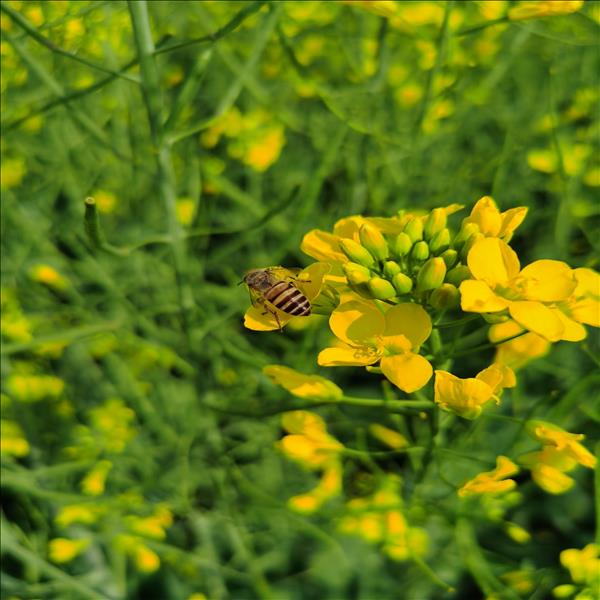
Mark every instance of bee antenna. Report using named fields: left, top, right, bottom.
left=237, top=279, right=245, bottom=286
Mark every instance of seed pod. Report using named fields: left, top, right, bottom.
left=393, top=232, right=412, bottom=257
left=424, top=208, right=447, bottom=240
left=383, top=261, right=402, bottom=279
left=359, top=224, right=389, bottom=261
left=403, top=218, right=424, bottom=243
left=440, top=248, right=458, bottom=269
left=429, top=228, right=451, bottom=254
left=416, top=257, right=447, bottom=291
left=368, top=276, right=397, bottom=300
left=392, top=273, right=413, bottom=295
left=446, top=265, right=471, bottom=286
left=411, top=241, right=430, bottom=261
left=429, top=283, right=460, bottom=309
left=339, top=239, right=375, bottom=268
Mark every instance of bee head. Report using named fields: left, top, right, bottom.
left=243, top=269, right=270, bottom=289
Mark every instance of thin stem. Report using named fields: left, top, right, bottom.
left=412, top=554, right=455, bottom=594
left=340, top=396, right=435, bottom=409
left=84, top=197, right=130, bottom=256
left=434, top=314, right=479, bottom=329
left=448, top=331, right=529, bottom=360
left=456, top=16, right=509, bottom=37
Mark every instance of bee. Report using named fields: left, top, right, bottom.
left=243, top=267, right=311, bottom=329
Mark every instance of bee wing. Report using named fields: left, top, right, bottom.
left=266, top=266, right=300, bottom=281
left=247, top=286, right=265, bottom=308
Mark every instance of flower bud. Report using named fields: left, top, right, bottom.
left=445, top=265, right=471, bottom=286
left=429, top=283, right=459, bottom=309
left=424, top=208, right=447, bottom=240
left=482, top=313, right=510, bottom=324
left=453, top=222, right=479, bottom=248
left=359, top=224, right=389, bottom=261
left=460, top=232, right=484, bottom=263
left=392, top=232, right=412, bottom=257
left=440, top=248, right=458, bottom=269
left=339, top=239, right=375, bottom=268
left=411, top=241, right=429, bottom=261
left=429, top=228, right=450, bottom=254
left=367, top=276, right=397, bottom=300
left=392, top=273, right=413, bottom=295
left=342, top=262, right=371, bottom=286
left=416, top=257, right=447, bottom=291
left=383, top=261, right=402, bottom=279
left=403, top=218, right=423, bottom=243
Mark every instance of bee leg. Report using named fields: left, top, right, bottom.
left=261, top=305, right=283, bottom=332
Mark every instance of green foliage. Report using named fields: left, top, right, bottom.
left=1, top=1, right=599, bottom=599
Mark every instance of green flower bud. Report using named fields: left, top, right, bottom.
left=339, top=239, right=375, bottom=268
left=429, top=283, right=459, bottom=309
left=482, top=313, right=510, bottom=324
left=311, top=284, right=340, bottom=314
left=429, top=228, right=451, bottom=254
left=445, top=265, right=471, bottom=286
left=403, top=218, right=423, bottom=243
left=392, top=273, right=413, bottom=295
left=359, top=224, right=389, bottom=261
left=411, top=240, right=429, bottom=261
left=416, top=257, right=446, bottom=292
left=424, top=208, right=447, bottom=240
left=440, top=248, right=458, bottom=269
left=383, top=261, right=402, bottom=279
left=392, top=232, right=412, bottom=257
left=453, top=222, right=479, bottom=248
left=342, top=262, right=371, bottom=286
left=367, top=276, right=397, bottom=300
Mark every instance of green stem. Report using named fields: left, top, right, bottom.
left=434, top=315, right=479, bottom=329
left=412, top=554, right=455, bottom=594
left=596, top=441, right=600, bottom=545
left=448, top=331, right=529, bottom=360
left=340, top=396, right=434, bottom=410
left=84, top=197, right=130, bottom=256
left=456, top=16, right=509, bottom=37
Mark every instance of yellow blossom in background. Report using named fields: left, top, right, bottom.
left=318, top=301, right=433, bottom=393
left=434, top=363, right=515, bottom=419
left=48, top=538, right=90, bottom=563
left=500, top=569, right=535, bottom=595
left=263, top=365, right=343, bottom=401
left=463, top=196, right=528, bottom=242
left=369, top=424, right=408, bottom=450
left=176, top=197, right=196, bottom=226
left=0, top=157, right=26, bottom=189
left=490, top=320, right=550, bottom=370
left=81, top=459, right=112, bottom=496
left=6, top=373, right=65, bottom=402
left=117, top=534, right=161, bottom=573
left=89, top=398, right=136, bottom=453
left=188, top=594, right=208, bottom=600
left=242, top=125, right=286, bottom=172
left=504, top=523, right=531, bottom=544
left=28, top=264, right=69, bottom=291
left=92, top=189, right=117, bottom=214
left=458, top=456, right=520, bottom=497
left=55, top=504, right=105, bottom=528
left=126, top=505, right=173, bottom=540
left=0, top=290, right=32, bottom=342
left=560, top=544, right=600, bottom=594
left=244, top=262, right=330, bottom=331
left=340, top=1, right=399, bottom=18
left=0, top=419, right=29, bottom=456
left=508, top=1, right=584, bottom=21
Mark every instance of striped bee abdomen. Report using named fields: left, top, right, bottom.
left=265, top=281, right=311, bottom=316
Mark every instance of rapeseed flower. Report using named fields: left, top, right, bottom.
left=81, top=460, right=112, bottom=496
left=508, top=1, right=584, bottom=21
left=559, top=544, right=600, bottom=598
left=263, top=365, right=343, bottom=402
left=318, top=301, right=433, bottom=393
left=434, top=363, right=515, bottom=419
left=48, top=538, right=90, bottom=563
left=489, top=320, right=550, bottom=370
left=0, top=419, right=29, bottom=457
left=458, top=456, right=520, bottom=497
left=6, top=373, right=65, bottom=402
left=462, top=196, right=527, bottom=242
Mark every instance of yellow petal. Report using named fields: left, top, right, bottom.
left=263, top=365, right=343, bottom=401
left=332, top=215, right=365, bottom=239
left=531, top=464, right=575, bottom=495
left=281, top=410, right=327, bottom=435
left=476, top=363, right=516, bottom=393
left=329, top=300, right=385, bottom=345
left=244, top=306, right=293, bottom=331
left=296, top=262, right=331, bottom=300
left=434, top=370, right=494, bottom=419
left=554, top=309, right=587, bottom=342
left=460, top=280, right=510, bottom=312
left=499, top=207, right=528, bottom=241
left=467, top=237, right=520, bottom=286
left=508, top=301, right=564, bottom=341
left=380, top=352, right=432, bottom=393
left=318, top=345, right=380, bottom=367
left=383, top=303, right=432, bottom=348
left=300, top=230, right=347, bottom=262
left=520, top=260, right=576, bottom=302
left=465, top=196, right=502, bottom=237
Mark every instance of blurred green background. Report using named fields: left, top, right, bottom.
left=1, top=1, right=599, bottom=599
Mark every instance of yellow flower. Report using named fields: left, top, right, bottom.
left=92, top=189, right=117, bottom=214
left=29, top=264, right=69, bottom=291
left=434, top=363, right=515, bottom=419
left=279, top=411, right=344, bottom=513
left=369, top=424, right=408, bottom=449
left=318, top=301, right=433, bottom=393
left=526, top=421, right=596, bottom=468
left=242, top=126, right=286, bottom=172
left=48, top=538, right=90, bottom=563
left=519, top=447, right=579, bottom=494
left=340, top=1, right=400, bottom=18
left=0, top=157, right=26, bottom=189
left=6, top=374, right=65, bottom=402
left=560, top=544, right=600, bottom=587
left=89, top=398, right=136, bottom=453
left=243, top=262, right=330, bottom=331
left=117, top=535, right=161, bottom=573
left=175, top=198, right=196, bottom=226
left=127, top=506, right=173, bottom=540
left=263, top=365, right=343, bottom=402
left=557, top=268, right=600, bottom=336
left=55, top=504, right=104, bottom=528
left=462, top=196, right=528, bottom=242
left=458, top=456, right=520, bottom=497
left=0, top=419, right=29, bottom=456
left=460, top=237, right=577, bottom=341
left=490, top=319, right=550, bottom=370
left=81, top=460, right=112, bottom=495
left=508, top=1, right=584, bottom=21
